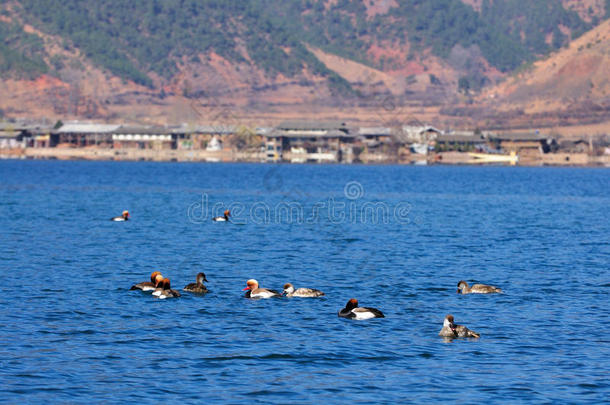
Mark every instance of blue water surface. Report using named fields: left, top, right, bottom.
left=0, top=160, right=608, bottom=403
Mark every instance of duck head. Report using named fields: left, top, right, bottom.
left=282, top=283, right=295, bottom=295
left=122, top=210, right=129, bottom=219
left=457, top=280, right=468, bottom=293
left=344, top=298, right=359, bottom=311
left=242, top=279, right=258, bottom=291
left=154, top=276, right=165, bottom=289
left=196, top=272, right=208, bottom=284
left=150, top=271, right=162, bottom=283
left=444, top=314, right=457, bottom=332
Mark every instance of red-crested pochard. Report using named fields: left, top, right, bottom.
left=111, top=210, right=130, bottom=221
left=153, top=278, right=181, bottom=299
left=184, top=272, right=208, bottom=293
left=338, top=298, right=384, bottom=320
left=457, top=280, right=502, bottom=294
left=439, top=314, right=480, bottom=338
left=130, top=271, right=163, bottom=291
left=282, top=283, right=325, bottom=297
left=243, top=279, right=281, bottom=299
left=212, top=210, right=230, bottom=222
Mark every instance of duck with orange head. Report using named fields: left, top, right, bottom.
left=439, top=314, right=480, bottom=338
left=130, top=271, right=163, bottom=292
left=111, top=210, right=130, bottom=221
left=338, top=298, right=384, bottom=320
left=212, top=210, right=230, bottom=222
left=153, top=278, right=181, bottom=299
left=243, top=279, right=281, bottom=299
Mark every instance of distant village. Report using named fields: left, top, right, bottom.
left=1, top=120, right=609, bottom=166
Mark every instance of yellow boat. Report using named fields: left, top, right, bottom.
left=468, top=151, right=518, bottom=165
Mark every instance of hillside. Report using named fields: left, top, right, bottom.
left=481, top=19, right=610, bottom=118
left=0, top=0, right=607, bottom=126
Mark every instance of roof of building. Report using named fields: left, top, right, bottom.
left=277, top=120, right=349, bottom=131
left=0, top=131, right=21, bottom=138
left=113, top=126, right=172, bottom=135
left=445, top=130, right=476, bottom=137
left=193, top=125, right=237, bottom=134
left=490, top=133, right=547, bottom=141
left=255, top=127, right=274, bottom=135
left=402, top=125, right=443, bottom=135
left=436, top=134, right=485, bottom=143
left=358, top=127, right=392, bottom=136
left=56, top=123, right=121, bottom=133
left=266, top=129, right=355, bottom=139
left=0, top=122, right=54, bottom=134
left=559, top=139, right=588, bottom=145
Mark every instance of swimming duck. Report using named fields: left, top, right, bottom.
left=282, top=283, right=325, bottom=297
left=457, top=280, right=502, bottom=294
left=212, top=210, right=230, bottom=222
left=243, top=279, right=281, bottom=299
left=439, top=314, right=480, bottom=338
left=130, top=271, right=163, bottom=291
left=153, top=278, right=181, bottom=299
left=184, top=272, right=209, bottom=293
left=111, top=210, right=130, bottom=221
left=338, top=298, right=384, bottom=320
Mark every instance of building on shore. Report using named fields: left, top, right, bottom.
left=176, top=125, right=237, bottom=150
left=111, top=126, right=175, bottom=150
left=358, top=127, right=393, bottom=148
left=397, top=125, right=443, bottom=156
left=265, top=120, right=356, bottom=163
left=0, top=123, right=54, bottom=148
left=434, top=132, right=486, bottom=152
left=55, top=124, right=121, bottom=148
left=0, top=123, right=34, bottom=149
left=4, top=118, right=606, bottom=165
left=401, top=125, right=443, bottom=144
left=558, top=139, right=591, bottom=154
left=488, top=133, right=553, bottom=159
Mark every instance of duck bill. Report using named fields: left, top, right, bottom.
left=242, top=287, right=251, bottom=291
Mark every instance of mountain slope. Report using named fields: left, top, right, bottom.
left=485, top=19, right=610, bottom=112
left=0, top=0, right=607, bottom=122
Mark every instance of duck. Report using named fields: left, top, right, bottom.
left=212, top=210, right=230, bottom=222
left=457, top=280, right=502, bottom=294
left=338, top=298, right=384, bottom=320
left=183, top=272, right=209, bottom=293
left=439, top=314, right=480, bottom=338
left=153, top=278, right=181, bottom=299
left=282, top=283, right=325, bottom=297
left=243, top=279, right=281, bottom=299
left=111, top=210, right=130, bottom=221
left=130, top=271, right=164, bottom=291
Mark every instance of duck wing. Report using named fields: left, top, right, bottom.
left=360, top=307, right=385, bottom=318
left=130, top=281, right=152, bottom=290
left=338, top=308, right=356, bottom=318
left=266, top=288, right=281, bottom=297
left=472, top=284, right=502, bottom=293
left=295, top=288, right=325, bottom=297
left=455, top=324, right=480, bottom=338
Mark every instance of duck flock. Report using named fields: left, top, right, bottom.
left=117, top=210, right=502, bottom=339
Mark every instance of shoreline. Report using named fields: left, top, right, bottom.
left=1, top=147, right=609, bottom=167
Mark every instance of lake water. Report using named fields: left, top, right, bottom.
left=1, top=160, right=608, bottom=403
